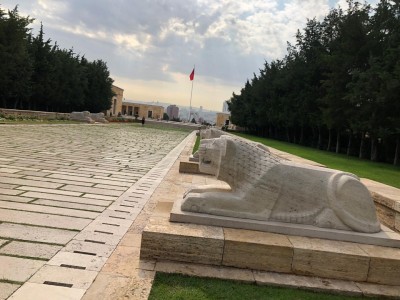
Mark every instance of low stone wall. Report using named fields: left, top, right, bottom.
left=0, top=108, right=69, bottom=120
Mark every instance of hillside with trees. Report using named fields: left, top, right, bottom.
left=0, top=5, right=114, bottom=113
left=228, top=0, right=400, bottom=165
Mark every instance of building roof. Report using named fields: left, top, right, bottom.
left=112, top=85, right=124, bottom=91
left=122, top=101, right=164, bottom=109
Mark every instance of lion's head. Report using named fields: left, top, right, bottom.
left=198, top=137, right=230, bottom=177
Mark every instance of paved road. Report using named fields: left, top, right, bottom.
left=0, top=124, right=190, bottom=299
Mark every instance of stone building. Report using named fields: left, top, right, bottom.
left=106, top=85, right=124, bottom=117
left=167, top=105, right=179, bottom=119
left=215, top=112, right=230, bottom=128
left=121, top=101, right=164, bottom=120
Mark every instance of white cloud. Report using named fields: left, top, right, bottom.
left=59, top=24, right=108, bottom=41
left=114, top=33, right=152, bottom=53
left=33, top=0, right=68, bottom=22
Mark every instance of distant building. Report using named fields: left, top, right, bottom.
left=167, top=105, right=179, bottom=119
left=216, top=112, right=230, bottom=128
left=106, top=85, right=124, bottom=116
left=222, top=101, right=229, bottom=113
left=122, top=101, right=164, bottom=120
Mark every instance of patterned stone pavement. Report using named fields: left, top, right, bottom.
left=0, top=124, right=191, bottom=299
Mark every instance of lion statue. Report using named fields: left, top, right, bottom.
left=191, top=128, right=269, bottom=161
left=181, top=135, right=381, bottom=233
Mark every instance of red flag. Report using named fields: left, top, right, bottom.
left=189, top=68, right=195, bottom=81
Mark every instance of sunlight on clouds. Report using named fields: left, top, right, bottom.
left=34, top=0, right=68, bottom=21
left=37, top=0, right=67, bottom=12
left=202, top=0, right=330, bottom=57
left=114, top=33, right=152, bottom=53
left=159, top=18, right=197, bottom=43
left=59, top=24, right=108, bottom=41
left=162, top=64, right=169, bottom=72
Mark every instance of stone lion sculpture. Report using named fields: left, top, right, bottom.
left=191, top=128, right=269, bottom=161
left=91, top=112, right=109, bottom=123
left=70, top=111, right=95, bottom=123
left=181, top=135, right=381, bottom=233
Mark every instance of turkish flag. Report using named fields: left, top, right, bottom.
left=189, top=68, right=195, bottom=81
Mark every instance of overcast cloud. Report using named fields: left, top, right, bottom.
left=1, top=0, right=378, bottom=111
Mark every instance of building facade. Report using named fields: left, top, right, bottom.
left=106, top=85, right=124, bottom=117
left=121, top=102, right=164, bottom=120
left=215, top=112, right=230, bottom=128
left=166, top=105, right=179, bottom=119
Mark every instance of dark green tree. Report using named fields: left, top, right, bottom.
left=84, top=59, right=114, bottom=112
left=0, top=6, right=33, bottom=109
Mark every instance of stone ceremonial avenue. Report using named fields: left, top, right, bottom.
left=0, top=124, right=189, bottom=299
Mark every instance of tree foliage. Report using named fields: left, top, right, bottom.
left=0, top=5, right=114, bottom=113
left=228, top=0, right=400, bottom=165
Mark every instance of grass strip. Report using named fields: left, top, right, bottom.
left=149, top=273, right=376, bottom=300
left=192, top=135, right=200, bottom=154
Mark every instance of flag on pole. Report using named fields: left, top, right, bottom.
left=189, top=68, right=195, bottom=81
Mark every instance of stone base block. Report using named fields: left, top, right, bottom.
left=375, top=202, right=396, bottom=229
left=178, top=161, right=200, bottom=174
left=189, top=155, right=199, bottom=162
left=222, top=228, right=293, bottom=273
left=141, top=216, right=400, bottom=287
left=171, top=198, right=400, bottom=248
left=289, top=236, right=370, bottom=281
left=360, top=244, right=400, bottom=286
left=140, top=219, right=224, bottom=265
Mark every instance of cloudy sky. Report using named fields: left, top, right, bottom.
left=2, top=0, right=378, bottom=111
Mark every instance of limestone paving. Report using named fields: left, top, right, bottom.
left=0, top=124, right=190, bottom=299
left=0, top=241, right=62, bottom=259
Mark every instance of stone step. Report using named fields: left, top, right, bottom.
left=141, top=218, right=400, bottom=286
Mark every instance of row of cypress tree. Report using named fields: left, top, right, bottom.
left=0, top=5, right=114, bottom=113
left=228, top=0, right=400, bottom=165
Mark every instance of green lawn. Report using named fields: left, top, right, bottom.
left=149, top=273, right=375, bottom=300
left=233, top=132, right=400, bottom=189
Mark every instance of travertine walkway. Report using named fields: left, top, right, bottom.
left=0, top=124, right=191, bottom=300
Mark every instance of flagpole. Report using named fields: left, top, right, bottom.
left=188, top=65, right=195, bottom=122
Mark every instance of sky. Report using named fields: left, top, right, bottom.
left=1, top=0, right=379, bottom=111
